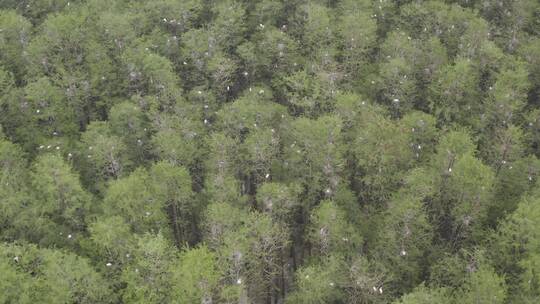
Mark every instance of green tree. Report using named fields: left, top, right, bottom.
left=492, top=192, right=540, bottom=301
left=371, top=193, right=434, bottom=294
left=204, top=203, right=289, bottom=303
left=151, top=122, right=199, bottom=168
left=286, top=255, right=347, bottom=304
left=102, top=168, right=168, bottom=235
left=336, top=6, right=377, bottom=85
left=457, top=262, right=507, bottom=304
left=237, top=27, right=301, bottom=83
left=121, top=46, right=182, bottom=107
left=121, top=233, right=175, bottom=304
left=352, top=104, right=414, bottom=202
left=0, top=242, right=114, bottom=304
left=109, top=101, right=151, bottom=166
left=428, top=59, right=481, bottom=128
left=0, top=138, right=29, bottom=240
left=204, top=133, right=244, bottom=205
left=0, top=10, right=31, bottom=83
left=79, top=121, right=129, bottom=193
left=392, top=284, right=450, bottom=304
left=284, top=115, right=343, bottom=203
left=19, top=154, right=92, bottom=246
left=307, top=200, right=361, bottom=259
left=171, top=245, right=221, bottom=304
left=149, top=161, right=196, bottom=246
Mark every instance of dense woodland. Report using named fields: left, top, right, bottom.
left=0, top=0, right=539, bottom=303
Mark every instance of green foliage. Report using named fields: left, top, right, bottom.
left=308, top=200, right=361, bottom=258
left=285, top=115, right=344, bottom=203
left=102, top=168, right=168, bottom=235
left=256, top=182, right=300, bottom=224
left=79, top=121, right=129, bottom=192
left=0, top=243, right=114, bottom=304
left=204, top=132, right=243, bottom=204
left=458, top=263, right=507, bottom=304
left=1, top=1, right=539, bottom=303
left=393, top=284, right=450, bottom=304
left=171, top=245, right=221, bottom=304
left=238, top=27, right=301, bottom=82
left=492, top=193, right=540, bottom=300
left=17, top=154, right=92, bottom=246
left=87, top=215, right=135, bottom=265
left=372, top=194, right=434, bottom=293
left=0, top=138, right=29, bottom=240
left=0, top=10, right=31, bottom=82
left=286, top=255, right=347, bottom=304
left=352, top=104, right=420, bottom=202
left=429, top=59, right=481, bottom=128
left=150, top=161, right=196, bottom=246
left=121, top=233, right=174, bottom=304
left=276, top=69, right=335, bottom=116
left=337, top=7, right=377, bottom=82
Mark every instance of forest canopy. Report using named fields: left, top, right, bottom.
left=1, top=0, right=540, bottom=303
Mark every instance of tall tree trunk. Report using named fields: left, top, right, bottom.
left=169, top=201, right=182, bottom=248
